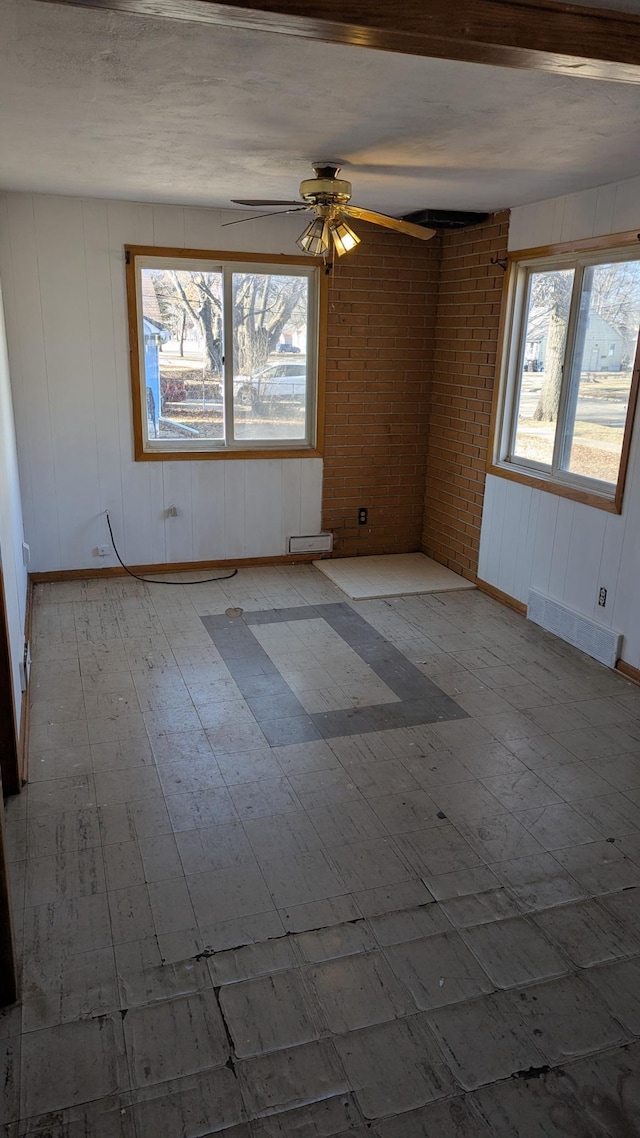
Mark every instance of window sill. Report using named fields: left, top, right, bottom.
left=135, top=445, right=323, bottom=462
left=486, top=462, right=621, bottom=513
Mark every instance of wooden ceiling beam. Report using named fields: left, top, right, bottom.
left=40, top=0, right=640, bottom=84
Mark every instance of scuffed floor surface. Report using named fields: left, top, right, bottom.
left=4, top=565, right=640, bottom=1135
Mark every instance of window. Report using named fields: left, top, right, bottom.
left=126, top=246, right=325, bottom=460
left=492, top=241, right=640, bottom=511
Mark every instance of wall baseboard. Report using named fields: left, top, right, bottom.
left=0, top=566, right=20, bottom=798
left=616, top=659, right=640, bottom=687
left=475, top=577, right=527, bottom=615
left=18, top=576, right=34, bottom=785
left=30, top=553, right=319, bottom=584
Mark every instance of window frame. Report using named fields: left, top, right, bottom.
left=125, top=245, right=327, bottom=461
left=488, top=231, right=640, bottom=514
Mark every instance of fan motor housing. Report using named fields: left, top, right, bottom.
left=299, top=177, right=352, bottom=204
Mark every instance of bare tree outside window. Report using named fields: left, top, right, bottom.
left=531, top=270, right=573, bottom=423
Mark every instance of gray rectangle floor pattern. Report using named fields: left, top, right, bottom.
left=203, top=603, right=468, bottom=743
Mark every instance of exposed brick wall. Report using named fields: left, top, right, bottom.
left=322, top=225, right=440, bottom=556
left=421, top=211, right=509, bottom=580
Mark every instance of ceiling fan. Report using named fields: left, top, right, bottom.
left=229, top=162, right=436, bottom=258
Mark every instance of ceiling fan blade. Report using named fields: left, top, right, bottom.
left=343, top=205, right=436, bottom=241
left=231, top=199, right=305, bottom=206
left=222, top=207, right=309, bottom=227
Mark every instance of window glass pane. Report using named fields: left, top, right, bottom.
left=511, top=268, right=574, bottom=466
left=560, top=259, right=640, bottom=485
left=232, top=272, right=308, bottom=441
left=140, top=268, right=224, bottom=443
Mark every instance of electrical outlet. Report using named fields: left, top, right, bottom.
left=598, top=586, right=607, bottom=607
left=358, top=507, right=368, bottom=525
left=96, top=545, right=110, bottom=557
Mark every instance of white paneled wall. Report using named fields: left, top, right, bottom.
left=0, top=193, right=323, bottom=573
left=0, top=276, right=27, bottom=724
left=507, top=174, right=640, bottom=253
left=479, top=173, right=640, bottom=669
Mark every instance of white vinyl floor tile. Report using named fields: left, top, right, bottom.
left=6, top=566, right=640, bottom=1135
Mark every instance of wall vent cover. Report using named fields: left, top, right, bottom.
left=289, top=533, right=333, bottom=555
left=527, top=590, right=621, bottom=669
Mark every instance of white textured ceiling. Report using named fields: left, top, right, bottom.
left=2, top=0, right=640, bottom=215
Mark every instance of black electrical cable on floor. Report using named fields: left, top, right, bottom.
left=105, top=512, right=238, bottom=585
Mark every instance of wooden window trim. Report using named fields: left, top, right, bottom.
left=484, top=462, right=624, bottom=513
left=487, top=233, right=640, bottom=515
left=126, top=245, right=327, bottom=461
left=508, top=229, right=640, bottom=263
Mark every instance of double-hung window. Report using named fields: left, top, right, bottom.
left=126, top=246, right=325, bottom=460
left=492, top=241, right=640, bottom=511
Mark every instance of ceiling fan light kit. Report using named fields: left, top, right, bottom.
left=297, top=211, right=361, bottom=257
left=329, top=216, right=360, bottom=255
left=232, top=162, right=436, bottom=261
left=297, top=216, right=331, bottom=255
